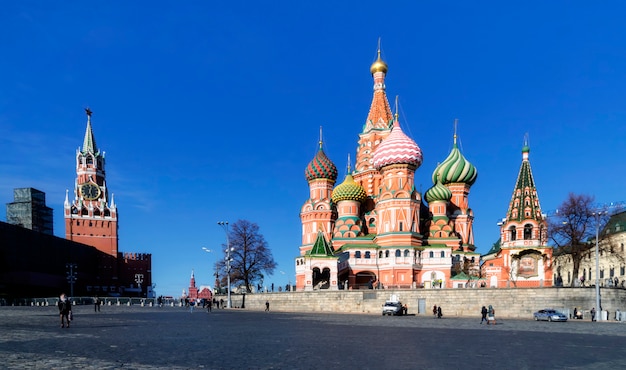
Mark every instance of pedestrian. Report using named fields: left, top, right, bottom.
left=480, top=306, right=488, bottom=324
left=265, top=300, right=270, bottom=312
left=591, top=307, right=596, bottom=322
left=207, top=299, right=212, bottom=313
left=437, top=306, right=442, bottom=319
left=487, top=305, right=496, bottom=325
left=190, top=300, right=195, bottom=313
left=58, top=293, right=72, bottom=328
left=220, top=298, right=224, bottom=309
left=432, top=305, right=437, bottom=318
left=94, top=296, right=101, bottom=312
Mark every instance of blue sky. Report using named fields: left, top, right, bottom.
left=2, top=2, right=626, bottom=297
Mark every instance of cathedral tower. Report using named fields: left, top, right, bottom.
left=482, top=139, right=552, bottom=287
left=64, top=108, right=119, bottom=257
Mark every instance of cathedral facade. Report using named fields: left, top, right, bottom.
left=296, top=50, right=480, bottom=291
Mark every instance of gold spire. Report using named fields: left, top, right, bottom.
left=394, top=95, right=399, bottom=121
left=319, top=126, right=323, bottom=149
left=370, top=38, right=388, bottom=75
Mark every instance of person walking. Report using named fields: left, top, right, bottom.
left=487, top=305, right=496, bottom=325
left=480, top=306, right=488, bottom=324
left=94, top=296, right=101, bottom=312
left=432, top=305, right=438, bottom=318
left=58, top=293, right=72, bottom=328
left=207, top=299, right=212, bottom=313
left=591, top=307, right=596, bottom=322
left=437, top=306, right=442, bottom=319
left=265, top=300, right=270, bottom=312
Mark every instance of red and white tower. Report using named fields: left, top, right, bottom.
left=64, top=108, right=119, bottom=257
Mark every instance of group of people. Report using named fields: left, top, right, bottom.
left=480, top=305, right=496, bottom=325
left=432, top=305, right=442, bottom=318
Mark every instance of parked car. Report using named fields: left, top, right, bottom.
left=533, top=309, right=568, bottom=322
left=382, top=301, right=406, bottom=316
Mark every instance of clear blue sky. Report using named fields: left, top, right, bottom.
left=2, top=2, right=626, bottom=297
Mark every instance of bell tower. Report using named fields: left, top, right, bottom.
left=64, top=108, right=119, bottom=257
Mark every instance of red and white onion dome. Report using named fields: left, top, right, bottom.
left=372, top=120, right=423, bottom=169
left=305, top=145, right=338, bottom=182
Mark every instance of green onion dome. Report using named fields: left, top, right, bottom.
left=305, top=146, right=338, bottom=182
left=331, top=173, right=367, bottom=203
left=432, top=142, right=477, bottom=186
left=425, top=180, right=452, bottom=203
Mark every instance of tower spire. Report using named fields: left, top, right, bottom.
left=319, top=126, right=323, bottom=149
left=453, top=119, right=458, bottom=146
left=82, top=107, right=98, bottom=154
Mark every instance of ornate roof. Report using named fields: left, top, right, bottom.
left=372, top=118, right=423, bottom=169
left=505, top=144, right=544, bottom=223
left=305, top=141, right=338, bottom=182
left=363, top=48, right=393, bottom=134
left=432, top=134, right=477, bottom=186
left=332, top=173, right=367, bottom=203
left=425, top=180, right=452, bottom=203
left=309, top=231, right=334, bottom=256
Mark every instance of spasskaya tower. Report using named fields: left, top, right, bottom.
left=64, top=108, right=118, bottom=257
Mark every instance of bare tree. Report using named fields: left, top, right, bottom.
left=549, top=193, right=606, bottom=287
left=217, top=220, right=277, bottom=293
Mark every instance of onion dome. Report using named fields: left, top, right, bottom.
left=331, top=173, right=366, bottom=203
left=305, top=143, right=338, bottom=182
left=432, top=126, right=477, bottom=185
left=425, top=181, right=453, bottom=203
left=370, top=49, right=388, bottom=75
left=372, top=118, right=423, bottom=169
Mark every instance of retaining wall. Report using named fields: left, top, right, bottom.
left=224, top=287, right=626, bottom=319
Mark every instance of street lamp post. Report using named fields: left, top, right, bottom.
left=217, top=221, right=233, bottom=308
left=66, top=263, right=78, bottom=297
left=593, top=211, right=605, bottom=321
left=202, top=247, right=215, bottom=295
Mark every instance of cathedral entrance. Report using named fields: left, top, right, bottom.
left=354, top=271, right=376, bottom=289
left=312, top=267, right=330, bottom=289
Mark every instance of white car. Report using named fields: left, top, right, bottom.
left=382, top=301, right=406, bottom=316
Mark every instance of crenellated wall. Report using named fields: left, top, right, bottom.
left=224, top=288, right=626, bottom=319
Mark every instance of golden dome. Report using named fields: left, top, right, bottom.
left=370, top=50, right=388, bottom=75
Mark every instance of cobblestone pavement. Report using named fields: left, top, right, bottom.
left=2, top=306, right=626, bottom=369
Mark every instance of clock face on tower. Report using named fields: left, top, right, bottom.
left=81, top=182, right=101, bottom=200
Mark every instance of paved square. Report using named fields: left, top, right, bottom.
left=2, top=306, right=626, bottom=369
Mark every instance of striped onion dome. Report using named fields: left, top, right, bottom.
left=425, top=180, right=452, bottom=203
left=432, top=142, right=477, bottom=185
left=331, top=173, right=367, bottom=203
left=305, top=145, right=338, bottom=182
left=372, top=120, right=423, bottom=169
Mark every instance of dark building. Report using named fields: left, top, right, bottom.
left=0, top=220, right=152, bottom=302
left=6, top=188, right=53, bottom=235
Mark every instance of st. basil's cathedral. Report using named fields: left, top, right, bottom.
left=295, top=48, right=553, bottom=291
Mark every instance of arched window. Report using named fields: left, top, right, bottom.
left=440, top=251, right=445, bottom=258
left=524, top=224, right=533, bottom=240
left=379, top=251, right=383, bottom=258
left=404, top=250, right=409, bottom=257
left=509, top=226, right=516, bottom=241
left=429, top=251, right=434, bottom=258
left=385, top=250, right=389, bottom=258
left=395, top=250, right=401, bottom=257
left=365, top=251, right=371, bottom=259
left=355, top=251, right=361, bottom=258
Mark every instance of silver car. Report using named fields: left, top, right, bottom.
left=533, top=309, right=568, bottom=322
left=382, top=301, right=405, bottom=316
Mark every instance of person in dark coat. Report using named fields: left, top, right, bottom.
left=58, top=293, right=72, bottom=328
left=437, top=306, right=442, bottom=319
left=481, top=306, right=488, bottom=324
